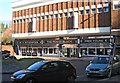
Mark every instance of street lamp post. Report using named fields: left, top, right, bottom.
left=41, top=40, right=44, bottom=56
left=77, top=37, right=81, bottom=58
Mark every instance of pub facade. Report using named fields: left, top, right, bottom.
left=11, top=0, right=120, bottom=57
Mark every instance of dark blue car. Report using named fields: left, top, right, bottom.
left=11, top=60, right=76, bottom=83
left=85, top=55, right=120, bottom=77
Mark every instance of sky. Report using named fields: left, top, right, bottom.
left=0, top=0, right=17, bottom=25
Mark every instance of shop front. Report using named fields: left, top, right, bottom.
left=13, top=36, right=116, bottom=57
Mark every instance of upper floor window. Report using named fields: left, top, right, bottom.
left=113, top=1, right=120, bottom=10
left=69, top=12, right=73, bottom=16
left=80, top=10, right=84, bottom=15
left=86, top=9, right=90, bottom=14
left=50, top=15, right=53, bottom=19
left=114, top=4, right=120, bottom=9
left=46, top=15, right=49, bottom=19
left=41, top=16, right=44, bottom=20
left=104, top=7, right=109, bottom=12
left=54, top=14, right=58, bottom=18
left=13, top=20, right=16, bottom=24
left=59, top=13, right=62, bottom=18
left=20, top=19, right=22, bottom=23
left=23, top=19, right=25, bottom=22
left=64, top=12, right=68, bottom=17
left=91, top=8, right=96, bottom=14
left=98, top=8, right=102, bottom=13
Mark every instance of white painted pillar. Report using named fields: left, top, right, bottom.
left=73, top=12, right=79, bottom=29
left=32, top=17, right=36, bottom=32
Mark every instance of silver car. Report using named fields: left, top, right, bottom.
left=85, top=55, right=120, bottom=77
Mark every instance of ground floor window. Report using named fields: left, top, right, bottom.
left=81, top=48, right=87, bottom=56
left=80, top=47, right=112, bottom=56
left=89, top=48, right=96, bottom=55
left=97, top=48, right=104, bottom=55
left=19, top=47, right=113, bottom=57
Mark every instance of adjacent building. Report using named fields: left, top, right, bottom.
left=11, top=0, right=120, bottom=57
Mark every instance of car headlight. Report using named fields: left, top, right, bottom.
left=86, top=67, right=90, bottom=71
left=16, top=74, right=26, bottom=79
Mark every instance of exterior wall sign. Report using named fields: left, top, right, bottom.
left=16, top=38, right=112, bottom=45
left=79, top=38, right=112, bottom=43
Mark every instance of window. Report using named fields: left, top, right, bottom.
left=91, top=8, right=96, bottom=14
left=41, top=62, right=59, bottom=71
left=114, top=4, right=120, bottom=10
left=41, top=16, right=44, bottom=20
left=17, top=20, right=19, bottom=23
left=49, top=48, right=53, bottom=54
left=88, top=48, right=95, bottom=55
left=20, top=19, right=22, bottom=23
left=62, top=62, right=71, bottom=68
left=64, top=12, right=68, bottom=17
left=80, top=10, right=84, bottom=15
left=97, top=48, right=104, bottom=55
left=46, top=15, right=49, bottom=19
left=13, top=20, right=16, bottom=23
left=86, top=9, right=90, bottom=14
left=104, top=7, right=109, bottom=12
left=69, top=12, right=73, bottom=16
left=23, top=19, right=25, bottom=22
left=105, top=48, right=112, bottom=55
left=50, top=15, right=53, bottom=19
left=98, top=8, right=102, bottom=13
left=81, top=48, right=87, bottom=55
left=59, top=13, right=62, bottom=18
left=54, top=14, right=58, bottom=18
left=54, top=48, right=57, bottom=54
left=44, top=48, right=48, bottom=54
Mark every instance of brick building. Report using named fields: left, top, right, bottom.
left=11, top=0, right=120, bottom=57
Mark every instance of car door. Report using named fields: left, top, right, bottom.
left=36, top=62, right=61, bottom=82
left=59, top=62, right=72, bottom=81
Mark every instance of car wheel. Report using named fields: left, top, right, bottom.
left=25, top=78, right=35, bottom=83
left=66, top=75, right=75, bottom=83
left=106, top=69, right=112, bottom=78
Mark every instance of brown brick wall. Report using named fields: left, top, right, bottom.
left=12, top=1, right=116, bottom=34
left=112, top=10, right=120, bottom=29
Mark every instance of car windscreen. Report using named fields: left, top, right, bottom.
left=27, top=62, right=46, bottom=71
left=91, top=57, right=110, bottom=64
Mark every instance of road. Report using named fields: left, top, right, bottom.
left=1, top=60, right=116, bottom=83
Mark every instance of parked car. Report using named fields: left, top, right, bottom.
left=85, top=55, right=120, bottom=77
left=2, top=50, right=10, bottom=59
left=11, top=60, right=76, bottom=83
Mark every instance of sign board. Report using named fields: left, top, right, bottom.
left=79, top=38, right=112, bottom=43
left=16, top=38, right=113, bottom=45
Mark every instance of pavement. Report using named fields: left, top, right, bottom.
left=15, top=55, right=95, bottom=61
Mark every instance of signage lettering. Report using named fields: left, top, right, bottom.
left=17, top=38, right=113, bottom=44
